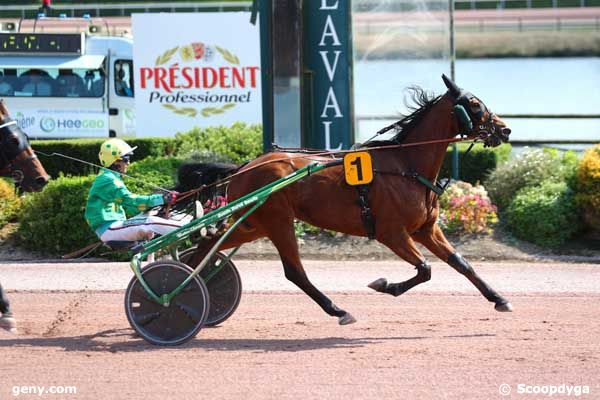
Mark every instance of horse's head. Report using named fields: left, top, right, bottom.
left=442, top=74, right=511, bottom=148
left=0, top=101, right=50, bottom=192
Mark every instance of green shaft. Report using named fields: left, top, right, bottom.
left=129, top=161, right=334, bottom=305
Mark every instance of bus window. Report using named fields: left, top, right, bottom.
left=114, top=60, right=134, bottom=97
left=20, top=69, right=53, bottom=96
left=84, top=69, right=105, bottom=97
left=56, top=69, right=85, bottom=97
left=0, top=67, right=105, bottom=98
left=0, top=69, right=17, bottom=96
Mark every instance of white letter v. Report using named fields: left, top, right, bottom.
left=319, top=51, right=341, bottom=82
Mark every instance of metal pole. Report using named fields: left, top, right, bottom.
left=449, top=0, right=459, bottom=180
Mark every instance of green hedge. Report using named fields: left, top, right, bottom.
left=126, top=156, right=183, bottom=194
left=18, top=175, right=97, bottom=254
left=506, top=180, right=581, bottom=248
left=174, top=122, right=262, bottom=164
left=32, top=138, right=176, bottom=178
left=485, top=148, right=578, bottom=210
left=440, top=143, right=512, bottom=184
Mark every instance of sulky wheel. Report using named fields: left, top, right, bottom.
left=180, top=249, right=242, bottom=327
left=124, top=260, right=210, bottom=346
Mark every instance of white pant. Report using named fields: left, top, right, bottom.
left=99, top=214, right=193, bottom=242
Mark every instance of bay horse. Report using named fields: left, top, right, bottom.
left=0, top=99, right=50, bottom=333
left=179, top=75, right=513, bottom=325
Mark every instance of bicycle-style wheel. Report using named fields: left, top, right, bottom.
left=125, top=260, right=209, bottom=346
left=180, top=249, right=242, bottom=327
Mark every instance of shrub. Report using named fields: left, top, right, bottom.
left=0, top=178, right=21, bottom=228
left=574, top=144, right=600, bottom=231
left=506, top=180, right=581, bottom=248
left=485, top=148, right=578, bottom=209
left=438, top=181, right=498, bottom=235
left=126, top=156, right=183, bottom=194
left=440, top=143, right=512, bottom=184
left=175, top=122, right=262, bottom=164
left=32, top=138, right=176, bottom=178
left=183, top=150, right=237, bottom=164
left=18, top=175, right=97, bottom=254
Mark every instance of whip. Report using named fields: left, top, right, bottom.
left=36, top=151, right=173, bottom=193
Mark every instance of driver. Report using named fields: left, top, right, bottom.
left=85, top=139, right=189, bottom=243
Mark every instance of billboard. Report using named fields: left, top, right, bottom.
left=132, top=13, right=262, bottom=137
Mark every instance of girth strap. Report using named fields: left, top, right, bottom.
left=356, top=184, right=376, bottom=240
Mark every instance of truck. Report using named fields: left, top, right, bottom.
left=0, top=18, right=135, bottom=138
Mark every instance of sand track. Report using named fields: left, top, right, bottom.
left=1, top=289, right=599, bottom=399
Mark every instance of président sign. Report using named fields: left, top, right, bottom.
left=132, top=13, right=261, bottom=137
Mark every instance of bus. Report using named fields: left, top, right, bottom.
left=0, top=29, right=135, bottom=138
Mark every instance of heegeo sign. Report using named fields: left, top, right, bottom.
left=10, top=110, right=108, bottom=137
left=39, top=117, right=105, bottom=133
left=133, top=13, right=262, bottom=137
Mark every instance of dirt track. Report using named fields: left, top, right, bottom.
left=1, top=261, right=599, bottom=399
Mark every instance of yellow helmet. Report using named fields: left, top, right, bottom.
left=98, top=139, right=137, bottom=167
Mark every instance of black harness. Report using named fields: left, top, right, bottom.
left=452, top=90, right=510, bottom=147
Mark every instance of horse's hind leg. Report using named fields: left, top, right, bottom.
left=412, top=224, right=513, bottom=312
left=368, top=231, right=432, bottom=297
left=268, top=223, right=356, bottom=325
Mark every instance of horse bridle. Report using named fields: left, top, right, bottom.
left=0, top=119, right=39, bottom=185
left=452, top=91, right=510, bottom=147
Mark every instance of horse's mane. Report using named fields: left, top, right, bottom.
left=362, top=86, right=442, bottom=148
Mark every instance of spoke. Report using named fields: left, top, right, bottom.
left=175, top=301, right=203, bottom=323
left=134, top=311, right=161, bottom=326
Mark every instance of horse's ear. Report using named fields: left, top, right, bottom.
left=442, top=74, right=461, bottom=99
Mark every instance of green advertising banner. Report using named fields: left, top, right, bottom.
left=303, top=0, right=354, bottom=150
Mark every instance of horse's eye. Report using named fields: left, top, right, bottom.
left=9, top=135, right=20, bottom=147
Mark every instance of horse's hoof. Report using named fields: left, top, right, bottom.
left=338, top=313, right=357, bottom=325
left=495, top=302, right=514, bottom=312
left=367, top=278, right=388, bottom=293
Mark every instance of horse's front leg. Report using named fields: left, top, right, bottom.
left=412, top=224, right=513, bottom=312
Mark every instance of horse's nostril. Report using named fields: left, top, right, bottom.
left=502, top=128, right=511, bottom=135
left=36, top=176, right=49, bottom=187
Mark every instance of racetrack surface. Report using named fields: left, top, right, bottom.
left=1, top=261, right=599, bottom=399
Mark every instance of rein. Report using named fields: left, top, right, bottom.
left=37, top=151, right=173, bottom=194
left=174, top=135, right=477, bottom=204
